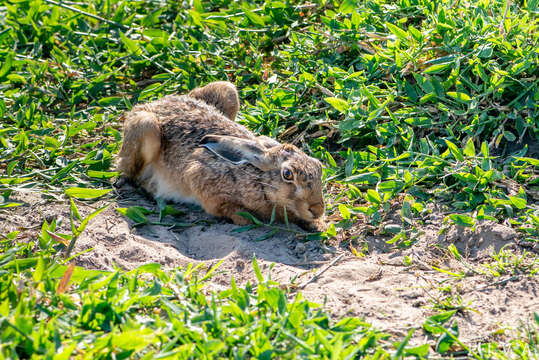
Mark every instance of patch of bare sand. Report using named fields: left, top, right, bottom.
left=1, top=187, right=537, bottom=344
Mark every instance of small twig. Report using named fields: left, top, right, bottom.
left=499, top=0, right=510, bottom=37
left=138, top=53, right=175, bottom=75
left=205, top=3, right=318, bottom=20
left=475, top=275, right=519, bottom=291
left=314, top=83, right=335, bottom=97
left=272, top=33, right=289, bottom=45
left=297, top=253, right=345, bottom=289
left=282, top=260, right=334, bottom=267
left=44, top=0, right=131, bottom=31
left=46, top=230, right=69, bottom=246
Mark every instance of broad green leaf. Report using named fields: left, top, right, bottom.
left=77, top=204, right=109, bottom=234
left=436, top=323, right=459, bottom=354
left=70, top=197, right=82, bottom=222
left=513, top=157, right=539, bottom=166
left=52, top=161, right=79, bottom=183
left=189, top=9, right=203, bottom=27
left=423, top=62, right=452, bottom=74
left=237, top=211, right=262, bottom=225
left=120, top=32, right=143, bottom=56
left=252, top=256, right=264, bottom=282
left=112, top=329, right=156, bottom=351
left=385, top=22, right=408, bottom=42
left=338, top=204, right=351, bottom=220
left=509, top=196, right=526, bottom=209
left=448, top=244, right=461, bottom=260
left=361, top=85, right=380, bottom=107
left=408, top=25, right=422, bottom=41
left=503, top=131, right=516, bottom=142
left=478, top=44, right=493, bottom=58
left=463, top=138, right=475, bottom=157
left=87, top=170, right=120, bottom=179
left=7, top=74, right=26, bottom=83
left=139, top=83, right=162, bottom=101
left=2, top=257, right=39, bottom=270
left=324, top=223, right=337, bottom=237
left=339, top=0, right=357, bottom=13
left=445, top=140, right=465, bottom=161
left=365, top=189, right=381, bottom=204
left=244, top=10, right=265, bottom=27
left=394, top=328, right=414, bottom=359
left=53, top=344, right=76, bottom=360
left=446, top=91, right=472, bottom=103
left=200, top=259, right=224, bottom=281
left=324, top=97, right=349, bottom=113
left=33, top=257, right=45, bottom=282
left=98, top=96, right=122, bottom=106
left=117, top=207, right=149, bottom=225
left=405, top=344, right=430, bottom=357
left=255, top=228, right=278, bottom=241
left=448, top=214, right=475, bottom=227
left=331, top=317, right=367, bottom=332
left=344, top=172, right=380, bottom=184
left=0, top=202, right=22, bottom=208
left=481, top=141, right=489, bottom=157
left=378, top=180, right=404, bottom=193
left=423, top=310, right=457, bottom=334
left=232, top=225, right=257, bottom=233
left=420, top=92, right=436, bottom=103
left=0, top=52, right=14, bottom=78
left=192, top=0, right=204, bottom=12
left=383, top=224, right=401, bottom=234
left=65, top=187, right=112, bottom=199
left=386, top=232, right=404, bottom=245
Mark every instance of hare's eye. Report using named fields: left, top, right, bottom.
left=282, top=168, right=294, bottom=182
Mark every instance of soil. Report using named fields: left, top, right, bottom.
left=1, top=185, right=538, bottom=345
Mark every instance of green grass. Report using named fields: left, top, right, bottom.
left=1, top=242, right=538, bottom=359
left=1, top=248, right=391, bottom=359
left=1, top=0, right=538, bottom=358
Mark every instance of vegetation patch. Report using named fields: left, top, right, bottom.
left=0, top=0, right=538, bottom=358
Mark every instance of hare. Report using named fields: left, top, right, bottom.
left=117, top=81, right=326, bottom=231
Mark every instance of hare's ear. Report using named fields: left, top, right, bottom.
left=200, top=135, right=275, bottom=171
left=257, top=135, right=280, bottom=149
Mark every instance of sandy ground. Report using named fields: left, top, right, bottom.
left=2, top=185, right=538, bottom=344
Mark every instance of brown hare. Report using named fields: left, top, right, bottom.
left=117, top=81, right=326, bottom=231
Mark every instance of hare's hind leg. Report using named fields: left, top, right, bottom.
left=117, top=111, right=161, bottom=178
left=188, top=81, right=239, bottom=121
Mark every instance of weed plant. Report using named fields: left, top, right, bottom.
left=0, top=0, right=538, bottom=358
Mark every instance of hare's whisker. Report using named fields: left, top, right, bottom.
left=256, top=181, right=278, bottom=190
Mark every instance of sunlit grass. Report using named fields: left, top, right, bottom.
left=0, top=0, right=538, bottom=358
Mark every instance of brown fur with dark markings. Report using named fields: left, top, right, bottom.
left=117, top=82, right=325, bottom=231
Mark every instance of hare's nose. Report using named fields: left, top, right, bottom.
left=309, top=202, right=324, bottom=218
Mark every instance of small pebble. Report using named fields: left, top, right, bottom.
left=295, top=242, right=306, bottom=254
left=235, top=260, right=245, bottom=272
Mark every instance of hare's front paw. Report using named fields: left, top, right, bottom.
left=229, top=213, right=252, bottom=226
left=299, top=218, right=327, bottom=232
left=200, top=199, right=251, bottom=225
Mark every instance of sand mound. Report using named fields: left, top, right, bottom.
left=1, top=187, right=537, bottom=344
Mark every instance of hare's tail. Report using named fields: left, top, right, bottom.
left=117, top=111, right=161, bottom=178
left=188, top=81, right=239, bottom=121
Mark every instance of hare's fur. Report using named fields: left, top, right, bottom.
left=118, top=82, right=325, bottom=230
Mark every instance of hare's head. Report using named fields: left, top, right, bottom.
left=201, top=135, right=325, bottom=229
